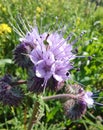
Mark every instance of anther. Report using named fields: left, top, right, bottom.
left=45, top=34, right=49, bottom=40
left=66, top=72, right=69, bottom=76
left=74, top=48, right=78, bottom=53
left=88, top=56, right=92, bottom=60
left=76, top=68, right=80, bottom=71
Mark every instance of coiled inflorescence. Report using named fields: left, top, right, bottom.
left=13, top=27, right=76, bottom=92
left=63, top=84, right=94, bottom=120
left=0, top=74, right=24, bottom=106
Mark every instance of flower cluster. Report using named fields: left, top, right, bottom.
left=14, top=27, right=75, bottom=92
left=64, top=84, right=94, bottom=120
left=0, top=74, right=24, bottom=106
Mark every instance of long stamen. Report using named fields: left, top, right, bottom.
left=51, top=33, right=73, bottom=53
left=24, top=17, right=33, bottom=31
left=53, top=33, right=76, bottom=59
left=10, top=22, right=24, bottom=37
left=17, top=14, right=30, bottom=32
left=53, top=39, right=65, bottom=51
left=42, top=79, right=47, bottom=94
left=54, top=46, right=73, bottom=60
left=75, top=56, right=92, bottom=58
left=70, top=31, right=86, bottom=45
left=95, top=102, right=103, bottom=106
left=60, top=54, right=75, bottom=64
left=92, top=97, right=103, bottom=99
left=69, top=77, right=86, bottom=88
left=16, top=22, right=26, bottom=36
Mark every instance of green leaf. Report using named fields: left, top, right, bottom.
left=0, top=59, right=13, bottom=66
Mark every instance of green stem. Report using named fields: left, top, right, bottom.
left=27, top=92, right=84, bottom=130
left=11, top=80, right=27, bottom=86
left=27, top=101, right=39, bottom=130
left=42, top=93, right=83, bottom=101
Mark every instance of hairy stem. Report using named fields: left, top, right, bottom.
left=42, top=93, right=84, bottom=101
left=27, top=101, right=39, bottom=130
left=27, top=92, right=84, bottom=130
left=11, top=80, right=27, bottom=86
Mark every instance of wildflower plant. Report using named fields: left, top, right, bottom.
left=0, top=18, right=102, bottom=130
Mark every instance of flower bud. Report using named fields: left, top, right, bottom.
left=13, top=43, right=33, bottom=68
left=0, top=75, right=24, bottom=106
left=64, top=99, right=86, bottom=120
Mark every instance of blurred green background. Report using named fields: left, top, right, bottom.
left=0, top=0, right=103, bottom=129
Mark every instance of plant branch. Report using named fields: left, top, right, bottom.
left=11, top=80, right=27, bottom=86
left=27, top=101, right=40, bottom=130
left=42, top=93, right=84, bottom=101
left=27, top=91, right=84, bottom=130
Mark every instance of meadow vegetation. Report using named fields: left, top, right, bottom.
left=0, top=0, right=103, bottom=129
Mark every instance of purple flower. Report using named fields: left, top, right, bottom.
left=64, top=99, right=87, bottom=120
left=28, top=29, right=75, bottom=92
left=13, top=27, right=41, bottom=68
left=36, top=51, right=55, bottom=81
left=13, top=25, right=76, bottom=92
left=20, top=27, right=41, bottom=47
left=63, top=84, right=94, bottom=120
left=81, top=91, right=94, bottom=108
left=52, top=60, right=72, bottom=82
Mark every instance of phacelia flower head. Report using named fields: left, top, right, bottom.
left=64, top=84, right=103, bottom=120
left=63, top=84, right=94, bottom=120
left=64, top=84, right=86, bottom=120
left=64, top=99, right=87, bottom=120
left=13, top=27, right=39, bottom=68
left=27, top=28, right=75, bottom=92
left=14, top=24, right=81, bottom=92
